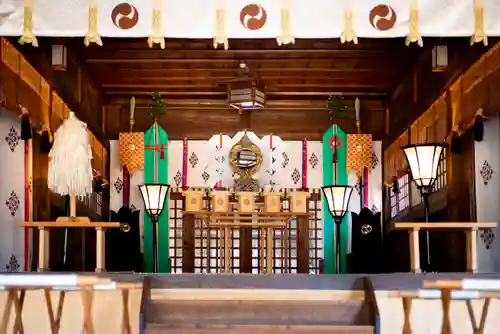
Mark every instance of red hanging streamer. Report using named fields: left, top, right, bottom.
left=24, top=141, right=30, bottom=271
left=182, top=138, right=188, bottom=189
left=302, top=139, right=308, bottom=190
left=363, top=168, right=369, bottom=208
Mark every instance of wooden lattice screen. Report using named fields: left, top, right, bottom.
left=168, top=188, right=323, bottom=274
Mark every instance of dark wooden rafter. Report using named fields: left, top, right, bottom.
left=385, top=38, right=494, bottom=147
left=15, top=38, right=109, bottom=148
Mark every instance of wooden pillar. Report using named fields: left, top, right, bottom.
left=182, top=212, right=195, bottom=273
left=445, top=129, right=475, bottom=272
left=31, top=135, right=51, bottom=270
left=297, top=215, right=309, bottom=273
left=239, top=226, right=253, bottom=273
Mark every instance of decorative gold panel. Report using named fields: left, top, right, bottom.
left=182, top=190, right=205, bottom=212
left=119, top=132, right=145, bottom=175
left=236, top=192, right=257, bottom=212
left=288, top=191, right=310, bottom=213
left=210, top=191, right=230, bottom=213
left=263, top=192, right=283, bottom=212
left=347, top=134, right=372, bottom=176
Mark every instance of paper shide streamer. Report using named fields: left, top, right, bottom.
left=19, top=0, right=38, bottom=47
left=148, top=0, right=165, bottom=49
left=340, top=0, right=357, bottom=44
left=19, top=105, right=32, bottom=140
left=84, top=0, right=103, bottom=46
left=277, top=0, right=295, bottom=46
left=213, top=0, right=229, bottom=50
left=471, top=0, right=487, bottom=46
left=406, top=0, right=423, bottom=47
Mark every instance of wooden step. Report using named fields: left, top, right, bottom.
left=146, top=300, right=371, bottom=325
left=145, top=323, right=375, bottom=334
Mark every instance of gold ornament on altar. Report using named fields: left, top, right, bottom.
left=347, top=134, right=372, bottom=176
left=229, top=132, right=262, bottom=184
left=119, top=132, right=144, bottom=175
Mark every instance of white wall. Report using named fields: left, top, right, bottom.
left=0, top=107, right=30, bottom=272
left=475, top=116, right=500, bottom=273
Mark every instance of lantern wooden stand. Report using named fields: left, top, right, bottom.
left=21, top=194, right=128, bottom=272
left=209, top=191, right=231, bottom=272
left=262, top=192, right=284, bottom=272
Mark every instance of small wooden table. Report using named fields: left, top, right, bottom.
left=20, top=219, right=127, bottom=272
left=0, top=274, right=141, bottom=334
left=394, top=222, right=497, bottom=273
left=193, top=211, right=308, bottom=273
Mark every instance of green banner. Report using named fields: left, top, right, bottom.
left=322, top=125, right=348, bottom=273
left=143, top=124, right=169, bottom=273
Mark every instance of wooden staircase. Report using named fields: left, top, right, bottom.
left=143, top=290, right=376, bottom=333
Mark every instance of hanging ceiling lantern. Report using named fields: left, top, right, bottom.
left=431, top=45, right=448, bottom=72
left=228, top=85, right=265, bottom=110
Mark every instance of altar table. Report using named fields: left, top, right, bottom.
left=394, top=222, right=497, bottom=274
left=20, top=220, right=126, bottom=272
left=192, top=211, right=309, bottom=273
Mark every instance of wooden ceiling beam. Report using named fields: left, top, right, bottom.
left=99, top=75, right=396, bottom=83
left=89, top=67, right=397, bottom=74
left=101, top=83, right=384, bottom=89
left=108, top=97, right=383, bottom=107
left=105, top=90, right=386, bottom=97
left=86, top=58, right=403, bottom=65
left=85, top=49, right=406, bottom=59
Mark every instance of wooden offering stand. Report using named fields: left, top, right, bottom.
left=398, top=279, right=500, bottom=334
left=189, top=190, right=309, bottom=273
left=20, top=194, right=129, bottom=272
left=394, top=222, right=497, bottom=273
left=0, top=274, right=139, bottom=334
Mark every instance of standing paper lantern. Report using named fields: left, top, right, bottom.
left=322, top=185, right=353, bottom=274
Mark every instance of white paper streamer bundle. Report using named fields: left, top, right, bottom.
left=18, top=0, right=37, bottom=47
left=277, top=0, right=294, bottom=46
left=48, top=112, right=93, bottom=197
left=471, top=0, right=487, bottom=46
left=406, top=0, right=423, bottom=47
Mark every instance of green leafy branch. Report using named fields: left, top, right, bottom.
left=327, top=95, right=348, bottom=122
left=149, top=92, right=166, bottom=119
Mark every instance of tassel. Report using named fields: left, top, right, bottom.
left=93, top=177, right=103, bottom=192
left=277, top=0, right=295, bottom=46
left=213, top=0, right=228, bottom=50
left=84, top=0, right=103, bottom=47
left=406, top=0, right=423, bottom=47
left=48, top=112, right=93, bottom=197
left=160, top=149, right=165, bottom=160
left=18, top=0, right=38, bottom=47
left=451, top=135, right=461, bottom=153
left=340, top=0, right=357, bottom=44
left=392, top=179, right=400, bottom=194
left=0, top=81, right=5, bottom=107
left=39, top=129, right=53, bottom=153
left=148, top=0, right=165, bottom=49
left=332, top=149, right=337, bottom=163
left=471, top=0, right=487, bottom=46
left=20, top=106, right=32, bottom=140
left=473, top=119, right=485, bottom=142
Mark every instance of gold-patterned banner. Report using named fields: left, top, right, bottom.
left=347, top=134, right=372, bottom=176
left=119, top=132, right=144, bottom=175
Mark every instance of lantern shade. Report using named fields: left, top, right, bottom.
left=321, top=185, right=353, bottom=221
left=139, top=184, right=170, bottom=218
left=228, top=87, right=265, bottom=110
left=402, top=144, right=444, bottom=192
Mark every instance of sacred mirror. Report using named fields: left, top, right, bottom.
left=229, top=133, right=262, bottom=184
